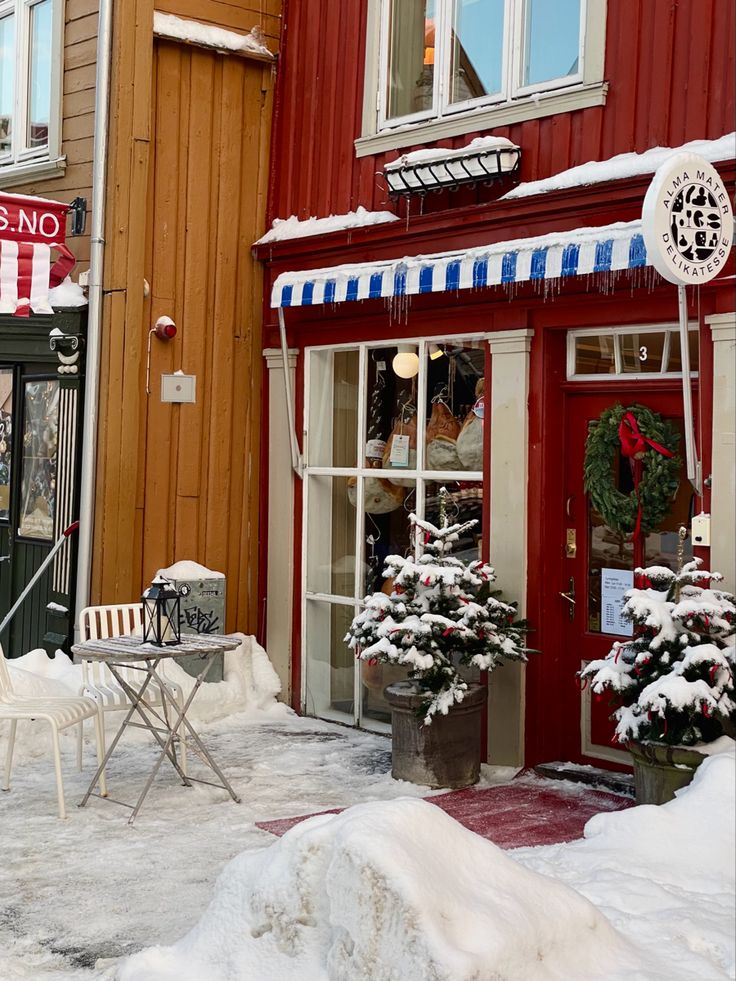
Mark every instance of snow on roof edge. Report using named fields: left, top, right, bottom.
left=255, top=207, right=400, bottom=246
left=256, top=134, right=734, bottom=251
left=501, top=133, right=735, bottom=201
left=153, top=12, right=274, bottom=60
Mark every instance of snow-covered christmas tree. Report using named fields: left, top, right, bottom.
left=345, top=490, right=528, bottom=723
left=581, top=532, right=735, bottom=747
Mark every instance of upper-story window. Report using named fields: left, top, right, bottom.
left=0, top=0, right=64, bottom=184
left=357, top=0, right=607, bottom=157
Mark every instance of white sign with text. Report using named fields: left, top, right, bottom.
left=601, top=568, right=634, bottom=636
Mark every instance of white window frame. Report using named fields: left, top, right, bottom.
left=0, top=0, right=65, bottom=186
left=357, top=0, right=607, bottom=158
left=302, top=332, right=487, bottom=731
left=566, top=323, right=700, bottom=382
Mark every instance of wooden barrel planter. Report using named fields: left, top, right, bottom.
left=385, top=681, right=487, bottom=789
left=628, top=740, right=706, bottom=804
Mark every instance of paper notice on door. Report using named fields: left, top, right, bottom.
left=601, top=568, right=634, bottom=636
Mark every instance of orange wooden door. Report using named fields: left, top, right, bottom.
left=140, top=39, right=270, bottom=630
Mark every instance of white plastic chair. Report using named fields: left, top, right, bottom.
left=76, top=604, right=187, bottom=775
left=0, top=644, right=107, bottom=819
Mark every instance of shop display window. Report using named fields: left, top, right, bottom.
left=307, top=348, right=359, bottom=468
left=304, top=599, right=356, bottom=720
left=305, top=475, right=357, bottom=597
left=303, top=336, right=487, bottom=730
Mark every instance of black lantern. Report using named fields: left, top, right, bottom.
left=142, top=576, right=181, bottom=646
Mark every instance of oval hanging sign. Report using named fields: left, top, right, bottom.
left=642, top=152, right=733, bottom=285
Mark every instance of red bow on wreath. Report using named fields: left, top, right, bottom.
left=618, top=411, right=674, bottom=544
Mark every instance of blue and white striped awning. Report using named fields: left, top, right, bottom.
left=271, top=220, right=649, bottom=308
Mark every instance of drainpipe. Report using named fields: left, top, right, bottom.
left=74, top=0, right=114, bottom=633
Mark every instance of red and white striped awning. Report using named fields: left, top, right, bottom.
left=0, top=191, right=75, bottom=317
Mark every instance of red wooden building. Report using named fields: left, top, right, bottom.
left=255, top=0, right=736, bottom=770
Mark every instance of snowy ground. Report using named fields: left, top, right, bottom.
left=0, top=704, right=431, bottom=978
left=1, top=646, right=734, bottom=980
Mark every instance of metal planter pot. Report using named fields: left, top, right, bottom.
left=628, top=739, right=706, bottom=805
left=384, top=681, right=487, bottom=789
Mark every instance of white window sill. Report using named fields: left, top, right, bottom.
left=355, top=82, right=608, bottom=159
left=0, top=155, right=67, bottom=189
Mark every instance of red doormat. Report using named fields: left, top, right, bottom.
left=256, top=781, right=633, bottom=849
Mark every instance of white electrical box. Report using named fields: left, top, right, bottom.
left=691, top=512, right=711, bottom=547
left=161, top=373, right=196, bottom=403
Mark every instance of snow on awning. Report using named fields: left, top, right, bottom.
left=270, top=220, right=648, bottom=308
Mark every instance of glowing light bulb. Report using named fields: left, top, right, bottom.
left=392, top=345, right=419, bottom=378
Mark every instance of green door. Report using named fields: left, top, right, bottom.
left=0, top=312, right=85, bottom=659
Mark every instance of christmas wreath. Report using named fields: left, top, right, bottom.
left=583, top=403, right=681, bottom=537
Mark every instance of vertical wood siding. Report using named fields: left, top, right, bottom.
left=93, top=4, right=276, bottom=635
left=269, top=0, right=736, bottom=223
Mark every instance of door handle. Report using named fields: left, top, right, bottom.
left=559, top=577, right=576, bottom=620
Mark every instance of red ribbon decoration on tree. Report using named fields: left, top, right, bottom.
left=618, top=411, right=674, bottom=545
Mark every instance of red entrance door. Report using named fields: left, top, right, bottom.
left=557, top=389, right=696, bottom=768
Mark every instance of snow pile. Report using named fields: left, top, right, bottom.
left=157, top=559, right=225, bottom=580
left=116, top=798, right=639, bottom=981
left=502, top=132, right=735, bottom=200
left=153, top=12, right=273, bottom=59
left=5, top=652, right=81, bottom=698
left=163, top=634, right=288, bottom=724
left=8, top=635, right=287, bottom=724
left=256, top=206, right=399, bottom=245
left=583, top=751, right=735, bottom=889
left=692, top=734, right=735, bottom=756
left=517, top=750, right=736, bottom=980
left=49, top=276, right=86, bottom=308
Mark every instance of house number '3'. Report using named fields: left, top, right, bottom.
left=639, top=346, right=648, bottom=362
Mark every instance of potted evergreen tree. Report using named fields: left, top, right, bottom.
left=345, top=490, right=528, bottom=789
left=580, top=530, right=735, bottom=804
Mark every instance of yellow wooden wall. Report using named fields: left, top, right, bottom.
left=93, top=0, right=278, bottom=635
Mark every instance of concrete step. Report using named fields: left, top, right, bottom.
left=533, top=761, right=635, bottom=797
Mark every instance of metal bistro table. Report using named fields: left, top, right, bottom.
left=72, top=633, right=241, bottom=823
